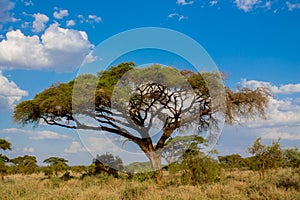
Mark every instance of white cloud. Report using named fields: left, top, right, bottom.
left=53, top=9, right=69, bottom=19
left=210, top=0, right=218, bottom=6
left=1, top=128, right=69, bottom=140
left=23, top=147, right=34, bottom=153
left=0, top=23, right=94, bottom=72
left=0, top=0, right=17, bottom=23
left=265, top=1, right=271, bottom=9
left=177, top=0, right=194, bottom=6
left=88, top=15, right=102, bottom=23
left=21, top=0, right=33, bottom=6
left=168, top=13, right=188, bottom=21
left=240, top=79, right=300, bottom=95
left=0, top=71, right=28, bottom=111
left=242, top=96, right=300, bottom=129
left=237, top=79, right=300, bottom=130
left=261, top=127, right=300, bottom=140
left=286, top=1, right=300, bottom=11
left=78, top=14, right=102, bottom=24
left=66, top=20, right=75, bottom=27
left=64, top=141, right=87, bottom=153
left=235, top=0, right=261, bottom=12
left=32, top=13, right=49, bottom=32
left=82, top=51, right=98, bottom=65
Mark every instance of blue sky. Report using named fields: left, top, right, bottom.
left=0, top=0, right=300, bottom=165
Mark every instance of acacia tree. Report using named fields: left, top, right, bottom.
left=10, top=155, right=38, bottom=174
left=162, top=135, right=205, bottom=164
left=0, top=139, right=11, bottom=180
left=14, top=62, right=269, bottom=184
left=247, top=137, right=283, bottom=179
left=283, top=147, right=300, bottom=168
left=92, top=153, right=123, bottom=177
left=43, top=157, right=69, bottom=176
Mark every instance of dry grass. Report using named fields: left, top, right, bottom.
left=1, top=169, right=300, bottom=200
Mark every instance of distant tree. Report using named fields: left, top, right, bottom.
left=247, top=137, right=283, bottom=179
left=43, top=157, right=68, bottom=176
left=92, top=153, right=123, bottom=177
left=124, top=161, right=152, bottom=174
left=71, top=165, right=88, bottom=174
left=283, top=147, right=300, bottom=168
left=14, top=62, right=269, bottom=184
left=218, top=154, right=244, bottom=169
left=0, top=139, right=12, bottom=151
left=162, top=135, right=205, bottom=164
left=0, top=139, right=12, bottom=180
left=10, top=155, right=38, bottom=174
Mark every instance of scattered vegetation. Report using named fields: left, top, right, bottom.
left=0, top=137, right=299, bottom=199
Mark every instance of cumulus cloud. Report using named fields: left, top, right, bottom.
left=177, top=0, right=194, bottom=6
left=21, top=0, right=33, bottom=6
left=237, top=79, right=300, bottom=132
left=0, top=0, right=17, bottom=23
left=0, top=71, right=28, bottom=111
left=32, top=13, right=49, bottom=32
left=168, top=13, right=188, bottom=21
left=261, top=128, right=300, bottom=140
left=286, top=1, right=300, bottom=11
left=235, top=0, right=261, bottom=12
left=240, top=79, right=300, bottom=95
left=88, top=15, right=102, bottom=23
left=78, top=14, right=102, bottom=24
left=66, top=20, right=75, bottom=27
left=0, top=23, right=94, bottom=72
left=64, top=141, right=87, bottom=153
left=53, top=9, right=69, bottom=19
left=23, top=147, right=34, bottom=153
left=1, top=128, right=69, bottom=140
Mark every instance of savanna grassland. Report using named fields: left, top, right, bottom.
left=1, top=168, right=300, bottom=200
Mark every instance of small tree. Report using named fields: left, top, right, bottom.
left=218, top=154, right=244, bottom=169
left=247, top=137, right=283, bottom=179
left=162, top=135, right=205, bottom=164
left=168, top=143, right=220, bottom=185
left=43, top=157, right=69, bottom=176
left=10, top=155, right=38, bottom=174
left=92, top=152, right=123, bottom=177
left=0, top=139, right=12, bottom=180
left=283, top=147, right=300, bottom=168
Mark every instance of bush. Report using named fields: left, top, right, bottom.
left=168, top=154, right=221, bottom=185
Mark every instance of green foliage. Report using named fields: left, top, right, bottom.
left=218, top=154, right=244, bottom=169
left=9, top=155, right=38, bottom=174
left=0, top=139, right=12, bottom=179
left=163, top=135, right=205, bottom=164
left=94, top=153, right=123, bottom=171
left=283, top=147, right=300, bottom=168
left=247, top=137, right=283, bottom=178
left=0, top=139, right=12, bottom=151
left=90, top=153, right=123, bottom=178
left=43, top=157, right=69, bottom=176
left=168, top=144, right=221, bottom=185
left=169, top=154, right=220, bottom=185
left=124, top=161, right=152, bottom=174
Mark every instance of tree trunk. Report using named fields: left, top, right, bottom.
left=148, top=151, right=163, bottom=185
